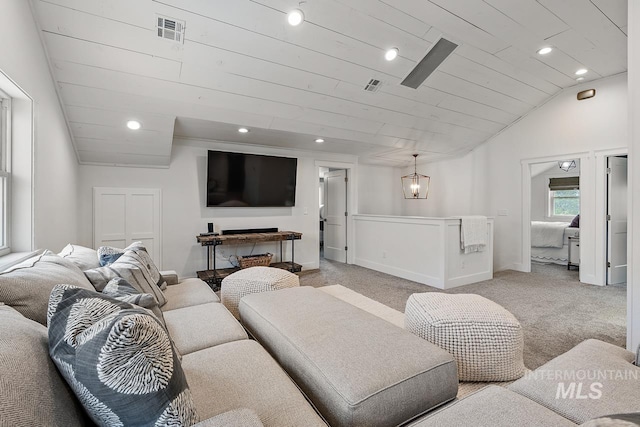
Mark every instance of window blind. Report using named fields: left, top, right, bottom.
left=549, top=177, right=579, bottom=191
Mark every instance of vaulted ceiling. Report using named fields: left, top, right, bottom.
left=32, top=0, right=627, bottom=167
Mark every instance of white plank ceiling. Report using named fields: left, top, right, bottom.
left=32, top=0, right=627, bottom=167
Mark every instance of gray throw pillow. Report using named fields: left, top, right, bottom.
left=0, top=253, right=95, bottom=325
left=636, top=344, right=639, bottom=366
left=102, top=277, right=165, bottom=326
left=84, top=247, right=167, bottom=307
left=48, top=285, right=199, bottom=427
left=58, top=244, right=102, bottom=270
left=581, top=413, right=640, bottom=426
left=97, top=241, right=144, bottom=267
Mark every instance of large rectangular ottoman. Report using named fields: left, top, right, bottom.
left=239, top=287, right=458, bottom=427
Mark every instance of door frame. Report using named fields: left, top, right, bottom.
left=315, top=160, right=357, bottom=265
left=597, top=148, right=628, bottom=285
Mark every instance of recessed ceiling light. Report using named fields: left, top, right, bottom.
left=575, top=68, right=588, bottom=76
left=126, top=120, right=141, bottom=130
left=537, top=47, right=553, bottom=55
left=315, top=138, right=324, bottom=143
left=385, top=47, right=399, bottom=61
left=576, top=77, right=585, bottom=81
left=238, top=127, right=249, bottom=133
left=287, top=9, right=304, bottom=26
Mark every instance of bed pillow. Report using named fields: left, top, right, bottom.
left=0, top=253, right=95, bottom=325
left=59, top=244, right=102, bottom=270
left=84, top=248, right=167, bottom=307
left=48, top=285, right=199, bottom=427
left=570, top=214, right=580, bottom=228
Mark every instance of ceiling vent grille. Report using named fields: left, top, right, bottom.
left=157, top=16, right=185, bottom=43
left=401, top=37, right=458, bottom=89
left=364, top=79, right=382, bottom=92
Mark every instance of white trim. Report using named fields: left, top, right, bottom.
left=315, top=160, right=358, bottom=265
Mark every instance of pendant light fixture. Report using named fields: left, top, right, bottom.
left=402, top=154, right=430, bottom=199
left=558, top=160, right=576, bottom=172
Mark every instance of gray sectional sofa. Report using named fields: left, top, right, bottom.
left=1, top=247, right=639, bottom=427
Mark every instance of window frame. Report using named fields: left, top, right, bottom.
left=548, top=188, right=580, bottom=219
left=0, top=90, right=11, bottom=256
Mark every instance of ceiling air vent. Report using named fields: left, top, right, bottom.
left=401, top=37, right=458, bottom=89
left=157, top=16, right=185, bottom=43
left=364, top=79, right=382, bottom=92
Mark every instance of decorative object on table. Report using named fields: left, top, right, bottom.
left=401, top=154, right=430, bottom=199
left=558, top=160, right=577, bottom=172
left=237, top=253, right=273, bottom=269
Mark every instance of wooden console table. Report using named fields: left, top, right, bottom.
left=196, top=231, right=303, bottom=290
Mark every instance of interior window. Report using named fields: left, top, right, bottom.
left=550, top=189, right=580, bottom=217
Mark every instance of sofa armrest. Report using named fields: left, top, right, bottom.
left=160, top=270, right=179, bottom=286
left=194, top=408, right=263, bottom=427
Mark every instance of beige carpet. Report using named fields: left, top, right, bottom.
left=301, top=259, right=626, bottom=370
left=318, top=284, right=525, bottom=398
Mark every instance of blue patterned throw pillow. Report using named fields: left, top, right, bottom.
left=48, top=285, right=199, bottom=427
left=97, top=242, right=144, bottom=267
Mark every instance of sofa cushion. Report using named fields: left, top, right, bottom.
left=239, top=287, right=458, bottom=427
left=0, top=253, right=94, bottom=325
left=0, top=304, right=87, bottom=426
left=84, top=247, right=167, bottom=306
left=408, top=386, right=576, bottom=426
left=182, top=340, right=326, bottom=427
left=581, top=413, right=640, bottom=427
left=162, top=278, right=220, bottom=312
left=509, top=339, right=639, bottom=424
left=194, top=408, right=264, bottom=427
left=48, top=285, right=199, bottom=426
left=164, top=302, right=247, bottom=355
left=59, top=244, right=102, bottom=270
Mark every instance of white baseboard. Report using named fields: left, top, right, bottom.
left=354, top=258, right=443, bottom=288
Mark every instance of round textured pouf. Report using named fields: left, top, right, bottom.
left=405, top=292, right=525, bottom=382
left=221, top=266, right=300, bottom=319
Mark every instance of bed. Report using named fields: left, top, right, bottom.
left=531, top=221, right=580, bottom=265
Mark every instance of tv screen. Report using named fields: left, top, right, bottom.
left=206, top=151, right=297, bottom=207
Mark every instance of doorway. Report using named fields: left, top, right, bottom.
left=320, top=168, right=348, bottom=263
left=528, top=160, right=581, bottom=281
left=606, top=155, right=628, bottom=286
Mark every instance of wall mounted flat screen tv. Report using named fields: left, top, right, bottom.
left=206, top=150, right=297, bottom=207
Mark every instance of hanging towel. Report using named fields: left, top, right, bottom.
left=460, top=216, right=487, bottom=254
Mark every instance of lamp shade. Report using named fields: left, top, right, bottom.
left=402, top=154, right=430, bottom=199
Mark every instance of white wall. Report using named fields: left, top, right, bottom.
left=357, top=164, right=402, bottom=216
left=401, top=154, right=486, bottom=218
left=78, top=139, right=390, bottom=278
left=400, top=73, right=628, bottom=275
left=628, top=0, right=639, bottom=351
left=0, top=0, right=79, bottom=251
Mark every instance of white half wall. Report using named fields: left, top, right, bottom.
left=78, top=139, right=393, bottom=278
left=1, top=0, right=79, bottom=251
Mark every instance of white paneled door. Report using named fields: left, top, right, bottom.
left=94, top=188, right=162, bottom=268
left=324, top=170, right=348, bottom=263
left=607, top=157, right=627, bottom=285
